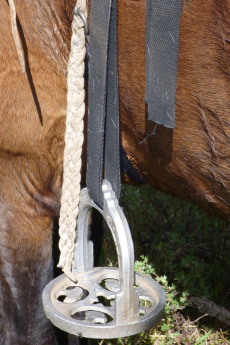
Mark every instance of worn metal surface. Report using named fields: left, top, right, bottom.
left=43, top=180, right=165, bottom=339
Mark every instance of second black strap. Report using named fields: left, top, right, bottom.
left=146, top=0, right=182, bottom=129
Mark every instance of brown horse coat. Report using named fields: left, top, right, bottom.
left=0, top=0, right=229, bottom=343
left=119, top=0, right=230, bottom=220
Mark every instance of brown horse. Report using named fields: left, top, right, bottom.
left=119, top=0, right=230, bottom=221
left=0, top=0, right=229, bottom=344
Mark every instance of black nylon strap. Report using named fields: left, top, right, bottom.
left=146, top=0, right=182, bottom=129
left=104, top=0, right=120, bottom=200
left=87, top=0, right=120, bottom=208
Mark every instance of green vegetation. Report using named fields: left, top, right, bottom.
left=97, top=184, right=230, bottom=345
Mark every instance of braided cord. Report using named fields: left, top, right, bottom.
left=58, top=0, right=87, bottom=281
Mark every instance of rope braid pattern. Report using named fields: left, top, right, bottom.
left=58, top=0, right=87, bottom=281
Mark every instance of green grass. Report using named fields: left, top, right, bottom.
left=96, top=184, right=230, bottom=345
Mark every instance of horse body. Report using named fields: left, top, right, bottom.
left=0, top=0, right=229, bottom=344
left=0, top=1, right=71, bottom=343
left=119, top=0, right=230, bottom=220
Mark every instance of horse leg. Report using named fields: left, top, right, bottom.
left=0, top=156, right=60, bottom=345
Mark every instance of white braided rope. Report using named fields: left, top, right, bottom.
left=58, top=0, right=87, bottom=281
